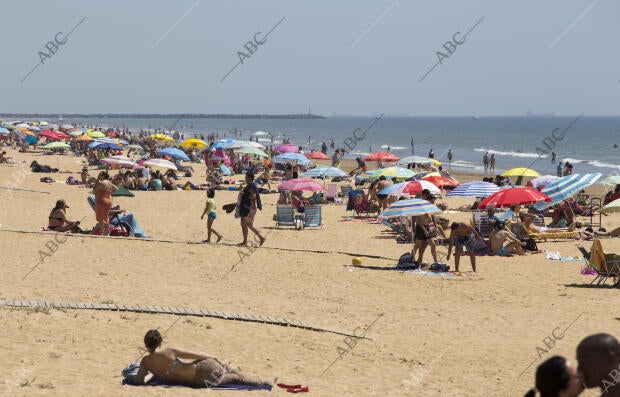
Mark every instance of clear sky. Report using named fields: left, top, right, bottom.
left=1, top=0, right=618, bottom=116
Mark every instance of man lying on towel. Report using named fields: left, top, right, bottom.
left=131, top=329, right=274, bottom=389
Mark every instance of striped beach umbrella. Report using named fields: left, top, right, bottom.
left=535, top=173, right=602, bottom=209
left=601, top=175, right=620, bottom=186
left=101, top=156, right=137, bottom=168
left=601, top=199, right=620, bottom=214
left=380, top=198, right=441, bottom=219
left=235, top=147, right=269, bottom=157
left=447, top=181, right=500, bottom=197
left=301, top=166, right=347, bottom=178
left=273, top=152, right=312, bottom=165
left=143, top=158, right=177, bottom=170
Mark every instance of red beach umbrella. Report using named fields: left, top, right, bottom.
left=478, top=187, right=552, bottom=209
left=39, top=129, right=61, bottom=139
left=423, top=175, right=460, bottom=188
left=306, top=151, right=330, bottom=160
left=364, top=152, right=400, bottom=162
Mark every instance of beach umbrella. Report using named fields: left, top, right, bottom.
left=90, top=142, right=123, bottom=150
left=379, top=180, right=441, bottom=196
left=41, top=142, right=70, bottom=149
left=16, top=123, right=29, bottom=129
left=55, top=132, right=71, bottom=139
left=39, top=121, right=48, bottom=126
left=278, top=178, right=325, bottom=192
left=89, top=186, right=135, bottom=197
left=143, top=158, right=177, bottom=170
left=364, top=152, right=400, bottom=162
left=235, top=147, right=268, bottom=157
left=301, top=166, right=347, bottom=178
left=126, top=144, right=144, bottom=151
left=601, top=176, right=620, bottom=186
left=478, top=187, right=551, bottom=209
left=60, top=124, right=74, bottom=130
left=275, top=143, right=300, bottom=153
left=0, top=127, right=9, bottom=135
left=254, top=131, right=269, bottom=136
left=306, top=151, right=330, bottom=160
left=86, top=130, right=106, bottom=138
left=68, top=129, right=84, bottom=137
left=157, top=147, right=189, bottom=161
left=447, top=181, right=500, bottom=197
left=423, top=175, right=460, bottom=188
left=220, top=164, right=232, bottom=176
left=225, top=140, right=265, bottom=149
left=373, top=167, right=416, bottom=180
left=601, top=198, right=620, bottom=214
left=101, top=156, right=137, bottom=168
left=28, top=125, right=40, bottom=132
left=529, top=175, right=560, bottom=189
left=397, top=155, right=441, bottom=166
left=149, top=133, right=169, bottom=140
left=380, top=198, right=441, bottom=219
left=534, top=173, right=602, bottom=210
left=501, top=167, right=540, bottom=178
left=39, top=129, right=60, bottom=139
left=76, top=135, right=93, bottom=141
left=180, top=138, right=207, bottom=149
left=273, top=152, right=312, bottom=165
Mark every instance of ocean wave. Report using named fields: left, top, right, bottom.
left=451, top=160, right=485, bottom=171
left=588, top=161, right=620, bottom=170
left=561, top=158, right=587, bottom=164
left=380, top=145, right=406, bottom=150
left=474, top=147, right=546, bottom=158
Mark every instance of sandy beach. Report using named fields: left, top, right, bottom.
left=1, top=148, right=619, bottom=397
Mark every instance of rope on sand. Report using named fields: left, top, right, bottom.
left=0, top=299, right=371, bottom=339
left=0, top=229, right=398, bottom=260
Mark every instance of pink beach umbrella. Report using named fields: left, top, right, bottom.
left=275, top=144, right=300, bottom=153
left=278, top=178, right=325, bottom=192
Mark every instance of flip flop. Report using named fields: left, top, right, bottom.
left=287, top=386, right=309, bottom=393
left=277, top=383, right=301, bottom=389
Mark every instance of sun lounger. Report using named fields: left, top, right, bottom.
left=275, top=205, right=297, bottom=229
left=341, top=184, right=353, bottom=198
left=579, top=239, right=620, bottom=286
left=472, top=211, right=491, bottom=238
left=303, top=205, right=322, bottom=228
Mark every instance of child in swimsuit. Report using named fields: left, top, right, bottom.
left=201, top=189, right=222, bottom=243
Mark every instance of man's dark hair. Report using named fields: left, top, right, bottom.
left=144, top=329, right=162, bottom=350
left=207, top=189, right=215, bottom=198
left=450, top=222, right=460, bottom=230
left=246, top=172, right=255, bottom=181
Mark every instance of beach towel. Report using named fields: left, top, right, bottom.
left=545, top=251, right=584, bottom=261
left=120, top=362, right=272, bottom=391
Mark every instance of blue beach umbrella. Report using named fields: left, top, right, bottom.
left=301, top=166, right=347, bottom=178
left=220, top=164, right=232, bottom=176
left=447, top=181, right=501, bottom=198
left=273, top=152, right=312, bottom=166
left=535, top=173, right=602, bottom=209
left=380, top=198, right=442, bottom=219
left=0, top=127, right=9, bottom=135
left=157, top=147, right=190, bottom=161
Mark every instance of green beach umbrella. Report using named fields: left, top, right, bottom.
left=42, top=142, right=70, bottom=149
left=235, top=147, right=268, bottom=157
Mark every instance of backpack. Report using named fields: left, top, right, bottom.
left=397, top=252, right=419, bottom=269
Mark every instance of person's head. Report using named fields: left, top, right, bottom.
left=379, top=176, right=386, bottom=181
left=82, top=167, right=88, bottom=173
left=524, top=356, right=583, bottom=397
left=422, top=189, right=431, bottom=198
left=577, top=333, right=620, bottom=390
left=144, top=329, right=163, bottom=353
left=245, top=172, right=255, bottom=183
left=615, top=184, right=620, bottom=194
left=207, top=189, right=215, bottom=198
left=450, top=222, right=460, bottom=230
left=98, top=171, right=109, bottom=181
left=54, top=199, right=68, bottom=211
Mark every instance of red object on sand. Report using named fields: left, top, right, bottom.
left=39, top=129, right=61, bottom=139
left=364, top=152, right=400, bottom=162
left=423, top=175, right=460, bottom=188
left=478, top=187, right=552, bottom=209
left=306, top=151, right=329, bottom=160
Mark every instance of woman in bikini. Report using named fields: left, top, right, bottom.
left=93, top=171, right=118, bottom=236
left=134, top=329, right=273, bottom=388
left=48, top=199, right=81, bottom=233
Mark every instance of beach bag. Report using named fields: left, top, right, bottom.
left=222, top=203, right=237, bottom=214
left=397, top=252, right=418, bottom=269
left=522, top=238, right=538, bottom=252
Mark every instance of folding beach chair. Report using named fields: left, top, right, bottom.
left=275, top=205, right=297, bottom=229
left=585, top=239, right=620, bottom=286
left=326, top=183, right=338, bottom=202
left=340, top=184, right=353, bottom=198
left=86, top=196, right=133, bottom=236
left=472, top=211, right=491, bottom=238
left=303, top=205, right=323, bottom=228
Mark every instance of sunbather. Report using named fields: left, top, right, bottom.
left=519, top=213, right=576, bottom=233
left=48, top=199, right=82, bottom=233
left=134, top=329, right=273, bottom=388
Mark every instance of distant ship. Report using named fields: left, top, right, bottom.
left=526, top=110, right=555, bottom=117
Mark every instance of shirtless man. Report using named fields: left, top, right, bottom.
left=489, top=221, right=525, bottom=255
left=375, top=176, right=392, bottom=211
left=447, top=222, right=485, bottom=272
left=576, top=333, right=620, bottom=397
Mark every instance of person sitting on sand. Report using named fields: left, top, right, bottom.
left=489, top=221, right=526, bottom=255
left=576, top=333, right=620, bottom=396
left=134, top=329, right=273, bottom=388
left=523, top=355, right=583, bottom=397
left=48, top=199, right=82, bottom=233
left=446, top=222, right=486, bottom=272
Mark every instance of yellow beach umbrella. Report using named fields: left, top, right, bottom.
left=180, top=138, right=207, bottom=148
left=86, top=130, right=106, bottom=138
left=164, top=136, right=175, bottom=142
left=501, top=167, right=540, bottom=178
left=374, top=166, right=416, bottom=180
left=76, top=135, right=93, bottom=141
left=149, top=133, right=169, bottom=140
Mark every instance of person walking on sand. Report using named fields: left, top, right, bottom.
left=551, top=151, right=556, bottom=164
left=201, top=189, right=222, bottom=243
left=237, top=172, right=265, bottom=247
left=483, top=151, right=489, bottom=173
left=447, top=149, right=453, bottom=168
left=490, top=154, right=496, bottom=173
